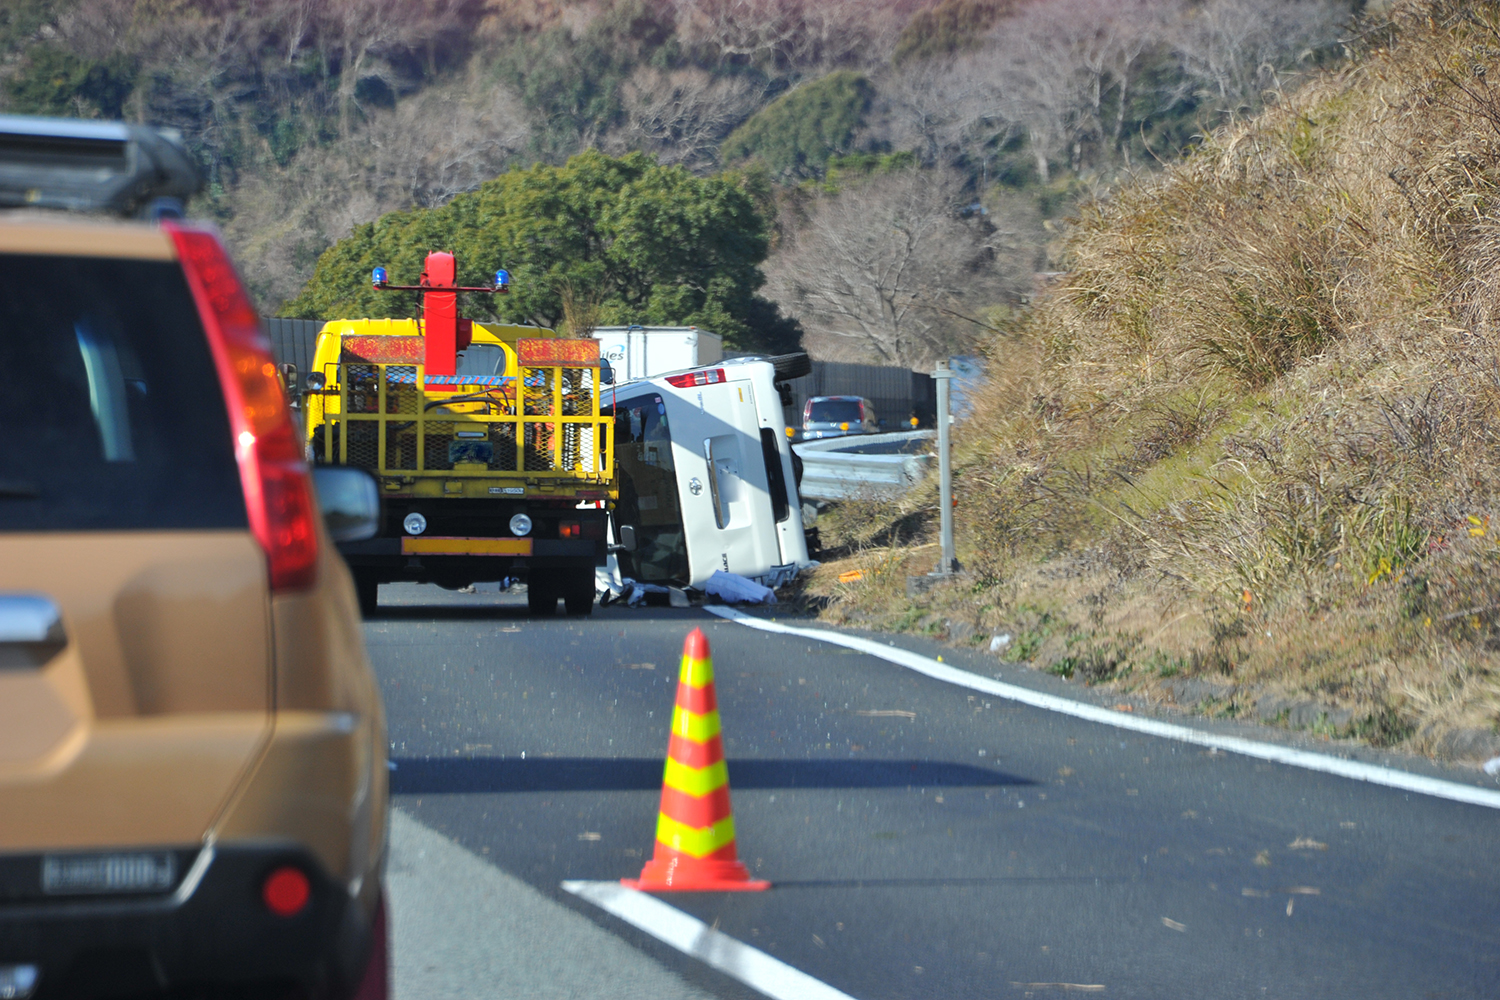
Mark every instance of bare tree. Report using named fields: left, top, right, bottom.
left=972, top=24, right=1081, bottom=185
left=670, top=0, right=914, bottom=70
left=607, top=65, right=765, bottom=170
left=866, top=58, right=989, bottom=168
left=949, top=0, right=1167, bottom=182
left=764, top=167, right=1012, bottom=368
left=226, top=74, right=532, bottom=309
left=1171, top=0, right=1349, bottom=115
left=320, top=0, right=473, bottom=135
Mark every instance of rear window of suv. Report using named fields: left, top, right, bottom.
left=808, top=399, right=863, bottom=424
left=0, top=253, right=247, bottom=531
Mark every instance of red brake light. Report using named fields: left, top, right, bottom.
left=262, top=865, right=311, bottom=917
left=559, top=521, right=580, bottom=539
left=165, top=222, right=318, bottom=593
left=665, top=368, right=726, bottom=388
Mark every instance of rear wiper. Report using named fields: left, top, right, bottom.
left=0, top=480, right=40, bottom=498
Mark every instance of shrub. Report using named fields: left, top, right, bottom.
left=720, top=70, right=874, bottom=182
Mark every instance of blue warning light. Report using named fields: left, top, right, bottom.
left=494, top=269, right=511, bottom=290
left=372, top=266, right=388, bottom=288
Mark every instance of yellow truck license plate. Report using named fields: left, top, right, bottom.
left=400, top=537, right=534, bottom=556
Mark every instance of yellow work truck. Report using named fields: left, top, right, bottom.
left=303, top=314, right=615, bottom=616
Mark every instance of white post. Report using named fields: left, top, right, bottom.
left=933, top=360, right=957, bottom=575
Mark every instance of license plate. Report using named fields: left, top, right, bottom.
left=400, top=537, right=533, bottom=556
left=42, top=852, right=176, bottom=894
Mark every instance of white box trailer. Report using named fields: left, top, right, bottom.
left=607, top=358, right=809, bottom=590
left=593, top=326, right=723, bottom=382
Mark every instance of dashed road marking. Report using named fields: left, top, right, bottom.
left=705, top=606, right=1500, bottom=811
left=562, top=880, right=858, bottom=1000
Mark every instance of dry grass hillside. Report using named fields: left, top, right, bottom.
left=804, top=0, right=1500, bottom=763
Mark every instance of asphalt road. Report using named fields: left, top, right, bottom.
left=369, top=584, right=1500, bottom=999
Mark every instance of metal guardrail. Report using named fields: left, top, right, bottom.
left=793, top=430, right=935, bottom=501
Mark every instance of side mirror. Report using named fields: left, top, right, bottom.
left=599, top=359, right=615, bottom=385
left=312, top=467, right=380, bottom=542
left=619, top=524, right=638, bottom=552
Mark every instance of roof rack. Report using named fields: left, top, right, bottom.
left=0, top=114, right=202, bottom=217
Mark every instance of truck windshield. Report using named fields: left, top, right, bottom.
left=613, top=394, right=688, bottom=584
left=455, top=343, right=506, bottom=377
left=808, top=399, right=863, bottom=424
left=0, top=254, right=246, bottom=531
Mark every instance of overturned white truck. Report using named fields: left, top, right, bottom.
left=607, top=354, right=813, bottom=592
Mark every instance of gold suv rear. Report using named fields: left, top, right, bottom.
left=0, top=116, right=388, bottom=1000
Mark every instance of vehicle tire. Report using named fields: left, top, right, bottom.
left=354, top=572, right=380, bottom=618
left=563, top=569, right=596, bottom=616
left=526, top=573, right=558, bottom=617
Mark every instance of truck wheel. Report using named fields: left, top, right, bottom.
left=563, top=570, right=596, bottom=616
left=526, top=574, right=558, bottom=617
left=354, top=572, right=380, bottom=618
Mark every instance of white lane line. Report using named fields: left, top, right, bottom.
left=562, top=880, right=859, bottom=1000
left=705, top=605, right=1500, bottom=811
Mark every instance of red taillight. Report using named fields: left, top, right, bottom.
left=559, top=521, right=580, bottom=539
left=262, top=865, right=311, bottom=917
left=665, top=368, right=726, bottom=388
left=165, top=222, right=318, bottom=593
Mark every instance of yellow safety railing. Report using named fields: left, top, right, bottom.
left=313, top=361, right=613, bottom=481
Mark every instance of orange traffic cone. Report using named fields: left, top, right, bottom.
left=623, top=628, right=770, bottom=892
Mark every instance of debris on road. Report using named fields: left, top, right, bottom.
left=1483, top=756, right=1500, bottom=776
left=989, top=633, right=1012, bottom=653
left=704, top=570, right=777, bottom=605
left=1288, top=838, right=1328, bottom=851
left=855, top=709, right=917, bottom=719
left=1161, top=917, right=1187, bottom=932
left=616, top=578, right=670, bottom=606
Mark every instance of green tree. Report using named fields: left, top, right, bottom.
left=4, top=44, right=137, bottom=119
left=720, top=70, right=874, bottom=182
left=283, top=150, right=801, bottom=352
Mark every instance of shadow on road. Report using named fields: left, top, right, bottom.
left=390, top=756, right=1033, bottom=794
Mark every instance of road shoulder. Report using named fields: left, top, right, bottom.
left=386, top=807, right=717, bottom=1000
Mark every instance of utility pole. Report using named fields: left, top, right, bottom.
left=933, top=359, right=957, bottom=575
